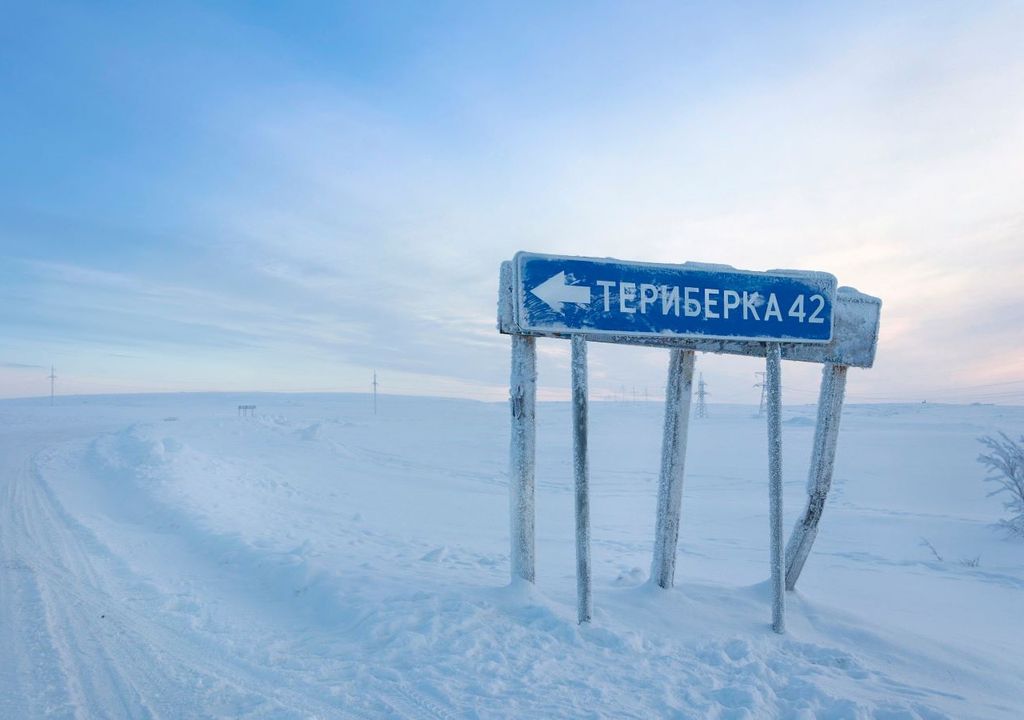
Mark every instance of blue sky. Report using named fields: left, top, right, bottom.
left=2, top=1, right=1023, bottom=403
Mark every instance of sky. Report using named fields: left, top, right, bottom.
left=1, top=1, right=1022, bottom=404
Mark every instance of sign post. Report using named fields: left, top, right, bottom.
left=509, top=333, right=537, bottom=584
left=571, top=335, right=592, bottom=623
left=785, top=362, right=848, bottom=590
left=651, top=348, right=696, bottom=589
left=766, top=343, right=785, bottom=634
left=498, top=251, right=880, bottom=632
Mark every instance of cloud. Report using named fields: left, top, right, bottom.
left=175, top=3, right=1023, bottom=404
left=2, top=2, right=1022, bottom=402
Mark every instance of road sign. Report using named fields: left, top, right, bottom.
left=499, top=250, right=880, bottom=633
left=513, top=252, right=837, bottom=343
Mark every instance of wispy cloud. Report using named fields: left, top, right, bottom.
left=1, top=2, right=1022, bottom=402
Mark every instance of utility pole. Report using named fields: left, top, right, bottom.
left=696, top=373, right=709, bottom=418
left=755, top=371, right=767, bottom=417
left=371, top=371, right=379, bottom=415
left=48, top=365, right=56, bottom=406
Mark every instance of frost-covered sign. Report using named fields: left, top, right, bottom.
left=514, top=252, right=837, bottom=344
left=498, top=250, right=881, bottom=635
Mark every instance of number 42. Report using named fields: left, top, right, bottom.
left=789, top=294, right=826, bottom=324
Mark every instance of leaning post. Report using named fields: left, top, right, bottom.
left=571, top=335, right=592, bottom=623
left=651, top=348, right=696, bottom=589
left=509, top=333, right=537, bottom=583
left=785, top=362, right=848, bottom=590
left=766, top=342, right=785, bottom=633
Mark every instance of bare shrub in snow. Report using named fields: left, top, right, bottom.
left=919, top=537, right=982, bottom=566
left=919, top=537, right=943, bottom=562
left=978, top=433, right=1024, bottom=537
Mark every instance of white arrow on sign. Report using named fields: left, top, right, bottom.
left=530, top=271, right=591, bottom=313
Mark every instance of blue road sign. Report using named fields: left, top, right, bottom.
left=514, top=252, right=836, bottom=343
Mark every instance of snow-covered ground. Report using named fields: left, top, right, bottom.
left=1, top=393, right=1022, bottom=719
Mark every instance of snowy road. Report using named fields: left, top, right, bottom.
left=0, top=424, right=364, bottom=719
left=1, top=395, right=1022, bottom=718
left=0, top=430, right=85, bottom=717
left=0, top=427, right=195, bottom=718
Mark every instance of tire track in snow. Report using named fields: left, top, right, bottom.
left=0, top=432, right=369, bottom=719
left=0, top=451, right=77, bottom=718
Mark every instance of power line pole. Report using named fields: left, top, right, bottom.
left=696, top=373, right=709, bottom=418
left=755, top=371, right=767, bottom=417
left=48, top=365, right=56, bottom=406
left=372, top=371, right=379, bottom=415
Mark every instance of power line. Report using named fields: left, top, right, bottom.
left=926, top=378, right=1024, bottom=391
left=696, top=373, right=709, bottom=418
left=372, top=371, right=379, bottom=415
left=754, top=371, right=767, bottom=416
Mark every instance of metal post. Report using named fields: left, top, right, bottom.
left=651, top=349, right=696, bottom=589
left=571, top=335, right=592, bottom=623
left=372, top=371, right=378, bottom=415
left=785, top=363, right=848, bottom=590
left=766, top=343, right=785, bottom=633
left=509, top=334, right=537, bottom=583
left=755, top=371, right=767, bottom=417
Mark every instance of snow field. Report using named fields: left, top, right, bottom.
left=1, top=394, right=1022, bottom=718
